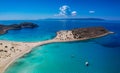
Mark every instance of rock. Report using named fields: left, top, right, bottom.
left=19, top=22, right=38, bottom=28
left=0, top=22, right=39, bottom=35
left=55, top=27, right=112, bottom=41
left=72, top=27, right=109, bottom=39
left=8, top=24, right=21, bottom=30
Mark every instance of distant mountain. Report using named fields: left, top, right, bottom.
left=43, top=18, right=105, bottom=21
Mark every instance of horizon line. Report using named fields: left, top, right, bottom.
left=0, top=17, right=120, bottom=21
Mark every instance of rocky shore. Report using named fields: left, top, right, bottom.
left=55, top=27, right=113, bottom=41
left=0, top=26, right=113, bottom=73
left=0, top=22, right=38, bottom=34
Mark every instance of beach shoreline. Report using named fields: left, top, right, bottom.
left=0, top=27, right=113, bottom=73
left=0, top=32, right=111, bottom=73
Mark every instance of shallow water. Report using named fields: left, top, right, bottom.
left=0, top=20, right=120, bottom=73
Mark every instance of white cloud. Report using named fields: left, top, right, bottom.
left=55, top=5, right=77, bottom=17
left=71, top=11, right=77, bottom=16
left=89, top=11, right=95, bottom=14
left=59, top=5, right=71, bottom=16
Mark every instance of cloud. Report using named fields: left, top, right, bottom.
left=89, top=10, right=95, bottom=14
left=59, top=5, right=71, bottom=16
left=71, top=11, right=77, bottom=16
left=55, top=5, right=77, bottom=17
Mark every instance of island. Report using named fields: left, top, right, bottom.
left=44, top=18, right=105, bottom=21
left=0, top=26, right=113, bottom=73
left=0, top=22, right=38, bottom=35
left=55, top=27, right=113, bottom=41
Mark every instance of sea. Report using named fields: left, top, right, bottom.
left=0, top=19, right=120, bottom=73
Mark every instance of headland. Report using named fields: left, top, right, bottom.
left=0, top=22, right=38, bottom=35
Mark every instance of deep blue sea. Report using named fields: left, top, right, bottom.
left=0, top=20, right=120, bottom=73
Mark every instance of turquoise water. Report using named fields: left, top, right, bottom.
left=0, top=20, right=120, bottom=73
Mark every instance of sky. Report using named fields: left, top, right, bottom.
left=0, top=0, right=120, bottom=20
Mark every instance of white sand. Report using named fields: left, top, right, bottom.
left=0, top=39, right=56, bottom=73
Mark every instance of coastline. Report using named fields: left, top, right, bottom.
left=0, top=40, right=57, bottom=73
left=0, top=42, right=33, bottom=73
left=0, top=31, right=112, bottom=73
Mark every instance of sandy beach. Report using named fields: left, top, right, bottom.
left=0, top=39, right=62, bottom=73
